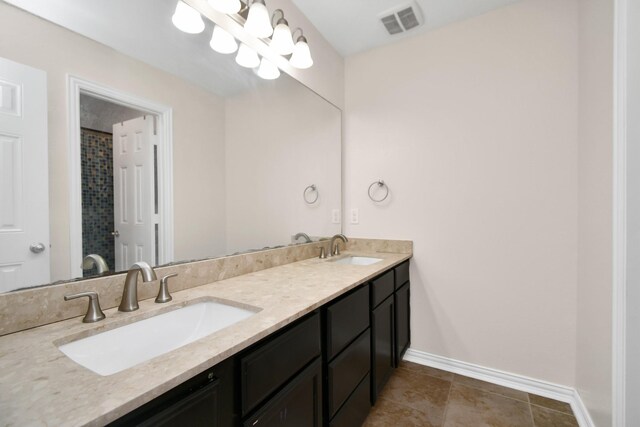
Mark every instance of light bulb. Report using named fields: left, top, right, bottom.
left=257, top=57, right=280, bottom=80
left=290, top=36, right=313, bottom=69
left=172, top=1, right=205, bottom=34
left=236, top=43, right=260, bottom=68
left=207, top=0, right=241, bottom=14
left=210, top=25, right=238, bottom=54
left=271, top=19, right=294, bottom=55
left=244, top=0, right=273, bottom=38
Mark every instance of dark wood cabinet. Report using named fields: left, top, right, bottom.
left=108, top=357, right=237, bottom=427
left=240, top=313, right=321, bottom=416
left=112, top=259, right=411, bottom=427
left=371, top=295, right=395, bottom=403
left=394, top=282, right=410, bottom=365
left=329, top=374, right=371, bottom=427
left=325, top=285, right=369, bottom=360
left=323, top=285, right=372, bottom=426
left=243, top=359, right=323, bottom=427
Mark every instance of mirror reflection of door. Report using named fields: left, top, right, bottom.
left=112, top=116, right=156, bottom=271
left=79, top=95, right=156, bottom=276
left=0, top=57, right=50, bottom=291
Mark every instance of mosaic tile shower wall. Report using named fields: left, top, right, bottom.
left=81, top=128, right=115, bottom=276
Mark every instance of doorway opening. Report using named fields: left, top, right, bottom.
left=68, top=76, right=174, bottom=279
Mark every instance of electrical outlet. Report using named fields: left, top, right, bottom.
left=350, top=208, right=359, bottom=224
left=331, top=209, right=340, bottom=224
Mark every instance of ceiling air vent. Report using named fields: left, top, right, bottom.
left=379, top=2, right=424, bottom=35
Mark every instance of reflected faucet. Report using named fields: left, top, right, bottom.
left=118, top=261, right=157, bottom=312
left=330, top=234, right=348, bottom=256
left=81, top=254, right=109, bottom=275
left=294, top=232, right=312, bottom=243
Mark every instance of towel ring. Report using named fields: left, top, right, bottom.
left=368, top=180, right=389, bottom=202
left=303, top=184, right=319, bottom=204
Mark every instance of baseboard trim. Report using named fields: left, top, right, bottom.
left=403, top=349, right=595, bottom=427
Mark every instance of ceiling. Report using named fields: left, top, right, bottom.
left=291, top=0, right=522, bottom=56
left=3, top=0, right=266, bottom=97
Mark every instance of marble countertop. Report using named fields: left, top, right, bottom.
left=0, top=251, right=411, bottom=427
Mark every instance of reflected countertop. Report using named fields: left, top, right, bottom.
left=0, top=250, right=411, bottom=427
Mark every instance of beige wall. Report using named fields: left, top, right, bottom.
left=344, top=0, right=579, bottom=386
left=576, top=0, right=614, bottom=425
left=224, top=77, right=341, bottom=252
left=0, top=3, right=228, bottom=280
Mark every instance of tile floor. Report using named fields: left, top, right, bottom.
left=363, top=361, right=579, bottom=427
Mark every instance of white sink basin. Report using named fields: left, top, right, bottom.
left=331, top=256, right=382, bottom=266
left=58, top=301, right=258, bottom=376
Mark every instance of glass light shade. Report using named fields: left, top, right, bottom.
left=244, top=1, right=273, bottom=38
left=271, top=21, right=294, bottom=55
left=172, top=1, right=205, bottom=34
left=257, top=57, right=280, bottom=80
left=207, top=0, right=241, bottom=14
left=289, top=38, right=313, bottom=69
left=235, top=43, right=260, bottom=68
left=210, top=25, right=238, bottom=54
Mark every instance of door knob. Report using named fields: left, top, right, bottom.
left=111, top=230, right=120, bottom=237
left=29, top=243, right=46, bottom=254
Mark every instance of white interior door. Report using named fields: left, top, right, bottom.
left=0, top=57, right=49, bottom=292
left=113, top=116, right=156, bottom=271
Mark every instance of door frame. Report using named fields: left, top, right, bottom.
left=67, top=75, right=174, bottom=278
left=613, top=0, right=629, bottom=424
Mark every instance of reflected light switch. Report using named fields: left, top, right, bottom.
left=332, top=209, right=340, bottom=224
left=350, top=208, right=359, bottom=224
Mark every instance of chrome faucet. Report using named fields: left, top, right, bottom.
left=82, top=254, right=109, bottom=274
left=293, top=232, right=312, bottom=243
left=118, top=261, right=157, bottom=312
left=330, top=234, right=348, bottom=256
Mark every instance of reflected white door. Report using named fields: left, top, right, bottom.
left=113, top=116, right=156, bottom=271
left=0, top=57, right=49, bottom=292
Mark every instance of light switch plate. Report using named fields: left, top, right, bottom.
left=350, top=208, right=359, bottom=224
left=331, top=209, right=340, bottom=224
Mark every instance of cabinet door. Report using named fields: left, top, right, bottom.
left=243, top=359, right=322, bottom=427
left=371, top=295, right=395, bottom=403
left=394, top=283, right=410, bottom=366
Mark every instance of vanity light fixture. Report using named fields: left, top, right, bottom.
left=270, top=9, right=295, bottom=55
left=236, top=43, right=261, bottom=68
left=210, top=25, right=238, bottom=54
left=172, top=0, right=205, bottom=34
left=289, top=29, right=313, bottom=69
left=208, top=0, right=241, bottom=14
left=244, top=0, right=273, bottom=39
left=256, top=57, right=280, bottom=80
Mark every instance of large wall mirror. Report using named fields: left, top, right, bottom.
left=0, top=0, right=341, bottom=293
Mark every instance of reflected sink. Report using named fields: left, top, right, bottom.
left=58, top=301, right=258, bottom=376
left=331, top=256, right=382, bottom=266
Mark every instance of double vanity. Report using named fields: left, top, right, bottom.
left=0, top=241, right=411, bottom=426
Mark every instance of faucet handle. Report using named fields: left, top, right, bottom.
left=156, top=273, right=177, bottom=303
left=64, top=291, right=106, bottom=323
left=319, top=247, right=327, bottom=259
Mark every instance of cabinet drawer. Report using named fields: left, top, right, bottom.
left=394, top=261, right=410, bottom=289
left=371, top=270, right=394, bottom=308
left=327, top=328, right=371, bottom=417
left=241, top=313, right=321, bottom=416
left=243, top=358, right=322, bottom=427
left=329, top=374, right=371, bottom=427
left=326, top=285, right=369, bottom=360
